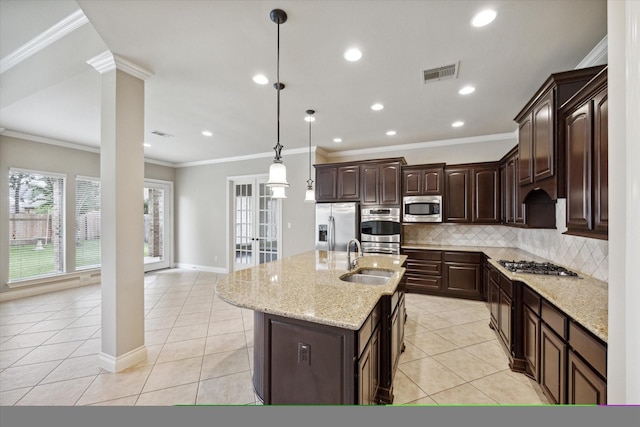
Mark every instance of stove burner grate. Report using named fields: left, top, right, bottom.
left=498, top=260, right=579, bottom=277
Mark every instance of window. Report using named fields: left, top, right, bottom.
left=75, top=176, right=101, bottom=270
left=8, top=169, right=65, bottom=282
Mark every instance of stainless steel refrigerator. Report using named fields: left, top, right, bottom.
left=315, top=202, right=359, bottom=251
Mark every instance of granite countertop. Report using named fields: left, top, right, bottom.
left=401, top=243, right=608, bottom=343
left=215, top=250, right=407, bottom=331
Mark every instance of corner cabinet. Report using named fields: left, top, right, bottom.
left=560, top=67, right=608, bottom=240
left=514, top=65, right=605, bottom=202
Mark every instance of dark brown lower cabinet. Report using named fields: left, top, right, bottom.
left=523, top=305, right=540, bottom=381
left=540, top=323, right=567, bottom=404
left=253, top=288, right=404, bottom=405
left=567, top=349, right=607, bottom=404
left=358, top=325, right=380, bottom=405
left=402, top=249, right=482, bottom=300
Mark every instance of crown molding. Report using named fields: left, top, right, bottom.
left=87, top=51, right=154, bottom=80
left=0, top=130, right=174, bottom=167
left=323, top=131, right=517, bottom=159
left=174, top=146, right=318, bottom=168
left=0, top=9, right=89, bottom=74
left=576, top=35, right=608, bottom=69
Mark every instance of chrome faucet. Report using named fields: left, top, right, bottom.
left=347, top=239, right=363, bottom=270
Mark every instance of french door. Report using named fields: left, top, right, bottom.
left=144, top=179, right=173, bottom=272
left=232, top=177, right=281, bottom=272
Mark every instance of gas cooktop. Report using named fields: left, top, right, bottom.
left=498, top=260, right=579, bottom=277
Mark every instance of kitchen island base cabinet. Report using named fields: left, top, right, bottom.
left=253, top=292, right=404, bottom=405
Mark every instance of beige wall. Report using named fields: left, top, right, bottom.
left=0, top=135, right=175, bottom=292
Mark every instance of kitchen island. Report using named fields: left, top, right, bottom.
left=215, top=250, right=408, bottom=405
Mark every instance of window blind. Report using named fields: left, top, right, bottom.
left=75, top=176, right=101, bottom=270
left=8, top=169, right=65, bottom=282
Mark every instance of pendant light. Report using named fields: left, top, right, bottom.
left=266, top=9, right=289, bottom=197
left=304, top=109, right=316, bottom=203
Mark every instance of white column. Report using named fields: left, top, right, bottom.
left=607, top=0, right=640, bottom=404
left=88, top=52, right=153, bottom=372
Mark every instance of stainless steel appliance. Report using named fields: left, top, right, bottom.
left=402, top=195, right=442, bottom=223
left=360, top=206, right=401, bottom=254
left=498, top=260, right=579, bottom=277
left=315, top=202, right=359, bottom=251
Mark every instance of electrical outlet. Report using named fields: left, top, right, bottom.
left=298, top=342, right=310, bottom=365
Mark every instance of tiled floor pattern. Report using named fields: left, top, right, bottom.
left=0, top=269, right=550, bottom=406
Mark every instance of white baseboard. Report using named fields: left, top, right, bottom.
left=174, top=263, right=228, bottom=274
left=98, top=345, right=147, bottom=373
left=0, top=270, right=101, bottom=302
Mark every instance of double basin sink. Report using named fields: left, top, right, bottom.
left=339, top=268, right=394, bottom=285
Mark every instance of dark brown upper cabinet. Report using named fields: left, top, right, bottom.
left=314, top=163, right=360, bottom=202
left=361, top=159, right=405, bottom=206
left=500, top=145, right=526, bottom=227
left=444, top=162, right=499, bottom=224
left=514, top=65, right=605, bottom=203
left=560, top=67, right=608, bottom=240
left=401, top=163, right=444, bottom=196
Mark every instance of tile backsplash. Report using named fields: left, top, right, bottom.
left=402, top=199, right=608, bottom=282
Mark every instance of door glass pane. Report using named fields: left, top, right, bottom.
left=258, top=183, right=278, bottom=264
left=235, top=183, right=253, bottom=265
left=144, top=187, right=165, bottom=264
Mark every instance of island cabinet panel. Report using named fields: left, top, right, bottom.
left=254, top=294, right=405, bottom=405
left=267, top=316, right=357, bottom=405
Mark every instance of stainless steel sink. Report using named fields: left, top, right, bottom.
left=339, top=268, right=394, bottom=285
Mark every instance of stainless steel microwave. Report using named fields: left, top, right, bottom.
left=403, top=195, right=442, bottom=222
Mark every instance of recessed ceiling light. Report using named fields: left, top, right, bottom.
left=371, top=103, right=384, bottom=111
left=143, top=143, right=151, bottom=147
left=459, top=85, right=476, bottom=95
left=471, top=9, right=497, bottom=27
left=252, top=74, right=268, bottom=85
left=344, top=48, right=362, bottom=62
left=201, top=130, right=213, bottom=137
left=452, top=121, right=464, bottom=127
left=333, top=138, right=342, bottom=143
left=304, top=116, right=316, bottom=122
left=386, top=130, right=396, bottom=136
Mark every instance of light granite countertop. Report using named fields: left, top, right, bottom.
left=215, top=251, right=407, bottom=331
left=402, top=244, right=608, bottom=343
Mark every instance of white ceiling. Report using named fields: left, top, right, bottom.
left=0, top=0, right=607, bottom=166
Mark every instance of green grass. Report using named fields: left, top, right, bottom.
left=10, top=240, right=151, bottom=282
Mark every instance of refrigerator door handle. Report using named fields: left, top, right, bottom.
left=328, top=215, right=335, bottom=251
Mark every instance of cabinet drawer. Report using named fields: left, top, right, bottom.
left=406, top=260, right=442, bottom=275
left=541, top=300, right=568, bottom=340
left=443, top=251, right=482, bottom=263
left=499, top=274, right=513, bottom=297
left=569, top=321, right=607, bottom=378
left=405, top=275, right=441, bottom=290
left=523, top=286, right=541, bottom=315
left=402, top=249, right=442, bottom=261
left=358, top=304, right=381, bottom=356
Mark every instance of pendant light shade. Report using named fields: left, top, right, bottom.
left=271, top=186, right=287, bottom=199
left=304, top=109, right=316, bottom=203
left=266, top=9, right=289, bottom=197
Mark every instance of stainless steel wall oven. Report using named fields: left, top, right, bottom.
left=360, top=207, right=401, bottom=254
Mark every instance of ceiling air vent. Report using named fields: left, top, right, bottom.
left=151, top=130, right=174, bottom=138
left=422, top=62, right=459, bottom=84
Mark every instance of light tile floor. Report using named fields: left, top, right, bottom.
left=0, top=269, right=550, bottom=406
